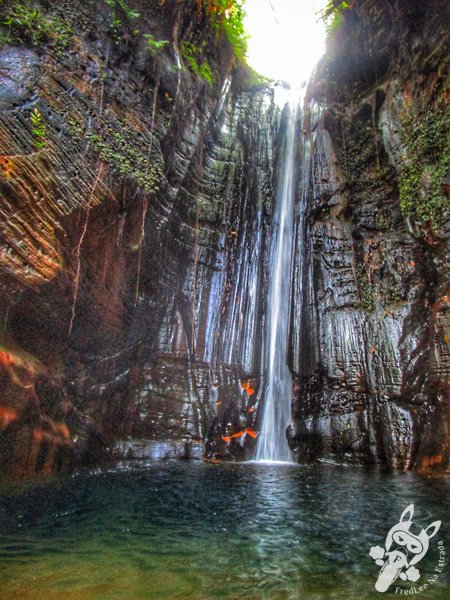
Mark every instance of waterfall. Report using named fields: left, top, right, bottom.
left=255, top=95, right=298, bottom=463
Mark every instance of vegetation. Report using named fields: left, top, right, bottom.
left=104, top=0, right=140, bottom=21
left=193, top=0, right=247, bottom=61
left=234, top=63, right=272, bottom=91
left=181, top=40, right=214, bottom=86
left=210, top=0, right=247, bottom=61
left=30, top=108, right=46, bottom=149
left=144, top=33, right=169, bottom=57
left=320, top=0, right=350, bottom=34
left=103, top=0, right=139, bottom=42
left=356, top=264, right=375, bottom=312
left=178, top=1, right=247, bottom=84
left=398, top=106, right=450, bottom=230
left=86, top=124, right=163, bottom=193
left=0, top=1, right=73, bottom=50
left=341, top=137, right=374, bottom=185
left=0, top=0, right=248, bottom=87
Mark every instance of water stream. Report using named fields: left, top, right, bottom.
left=255, top=95, right=298, bottom=463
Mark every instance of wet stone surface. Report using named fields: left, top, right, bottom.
left=0, top=1, right=448, bottom=476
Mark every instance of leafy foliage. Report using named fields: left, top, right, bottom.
left=30, top=108, right=46, bottom=149
left=104, top=0, right=140, bottom=21
left=195, top=0, right=247, bottom=61
left=104, top=0, right=140, bottom=42
left=144, top=34, right=169, bottom=57
left=179, top=2, right=247, bottom=84
left=84, top=118, right=163, bottom=193
left=320, top=0, right=350, bottom=34
left=181, top=40, right=214, bottom=86
left=356, top=264, right=375, bottom=312
left=213, top=0, right=247, bottom=61
left=1, top=1, right=73, bottom=49
left=399, top=106, right=450, bottom=230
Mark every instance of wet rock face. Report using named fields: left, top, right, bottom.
left=0, top=47, right=39, bottom=110
left=0, top=0, right=448, bottom=477
left=0, top=0, right=278, bottom=474
left=289, top=0, right=449, bottom=473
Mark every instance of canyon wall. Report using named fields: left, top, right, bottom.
left=0, top=0, right=283, bottom=474
left=0, top=0, right=448, bottom=476
left=289, top=0, right=449, bottom=472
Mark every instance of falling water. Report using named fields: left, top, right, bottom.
left=256, top=94, right=298, bottom=463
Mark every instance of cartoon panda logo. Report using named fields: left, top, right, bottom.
left=369, top=504, right=441, bottom=592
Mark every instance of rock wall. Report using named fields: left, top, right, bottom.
left=0, top=0, right=448, bottom=477
left=288, top=0, right=449, bottom=473
left=0, top=0, right=284, bottom=474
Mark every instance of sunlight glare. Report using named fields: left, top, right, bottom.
left=244, top=0, right=327, bottom=85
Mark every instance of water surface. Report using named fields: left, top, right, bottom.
left=0, top=462, right=448, bottom=599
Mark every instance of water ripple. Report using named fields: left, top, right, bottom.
left=0, top=462, right=448, bottom=599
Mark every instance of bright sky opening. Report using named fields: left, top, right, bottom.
left=244, top=0, right=328, bottom=85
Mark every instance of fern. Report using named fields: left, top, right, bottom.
left=30, top=108, right=46, bottom=149
left=144, top=34, right=169, bottom=56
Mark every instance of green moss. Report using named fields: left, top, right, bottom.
left=181, top=40, right=214, bottom=86
left=339, top=113, right=377, bottom=186
left=342, top=142, right=372, bottom=184
left=0, top=1, right=73, bottom=50
left=356, top=264, right=375, bottom=312
left=375, top=214, right=389, bottom=230
left=234, top=63, right=272, bottom=91
left=398, top=106, right=450, bottom=229
left=84, top=122, right=162, bottom=193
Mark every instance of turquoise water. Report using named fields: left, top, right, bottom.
left=0, top=461, right=448, bottom=599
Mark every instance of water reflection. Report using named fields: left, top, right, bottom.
left=0, top=462, right=448, bottom=599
